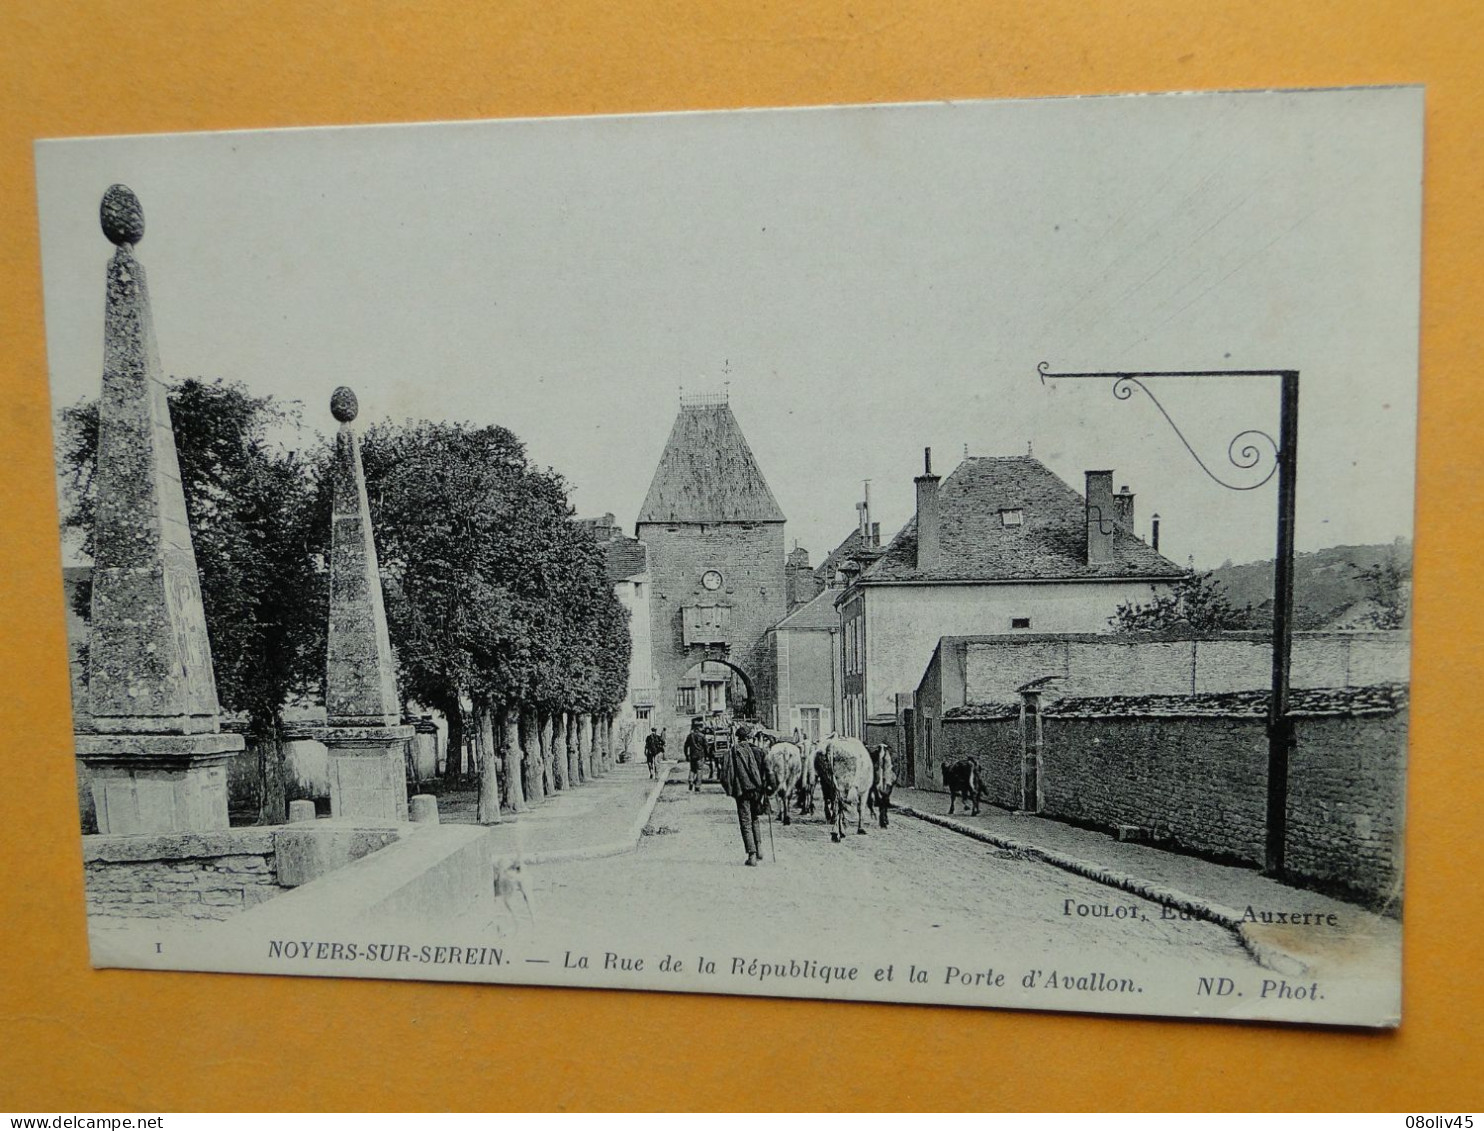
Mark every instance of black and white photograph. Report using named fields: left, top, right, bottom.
left=38, top=86, right=1420, bottom=1027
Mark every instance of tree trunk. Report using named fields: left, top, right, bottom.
left=255, top=711, right=287, bottom=825
left=575, top=714, right=591, bottom=780
left=601, top=714, right=613, bottom=770
left=441, top=694, right=465, bottom=784
left=476, top=701, right=501, bottom=824
left=563, top=711, right=580, bottom=785
left=521, top=705, right=544, bottom=801
left=542, top=711, right=559, bottom=791
left=501, top=706, right=528, bottom=813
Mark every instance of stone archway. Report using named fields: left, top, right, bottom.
left=677, top=655, right=756, bottom=721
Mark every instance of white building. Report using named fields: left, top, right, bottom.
left=581, top=514, right=660, bottom=757
left=837, top=452, right=1186, bottom=745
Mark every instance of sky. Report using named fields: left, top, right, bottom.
left=36, top=87, right=1422, bottom=571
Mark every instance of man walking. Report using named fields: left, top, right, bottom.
left=683, top=717, right=707, bottom=791
left=717, top=724, right=773, bottom=867
left=644, top=728, right=664, bottom=780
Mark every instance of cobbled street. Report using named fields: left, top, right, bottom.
left=509, top=770, right=1260, bottom=994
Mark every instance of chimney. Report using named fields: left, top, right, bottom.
left=1151, top=513, right=1161, bottom=553
left=871, top=521, right=881, bottom=547
left=915, top=447, right=942, bottom=571
left=1085, top=470, right=1116, bottom=565
left=1113, top=485, right=1134, bottom=532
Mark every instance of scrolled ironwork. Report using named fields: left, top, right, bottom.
left=1038, top=364, right=1280, bottom=492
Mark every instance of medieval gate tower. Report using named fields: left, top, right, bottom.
left=636, top=394, right=786, bottom=737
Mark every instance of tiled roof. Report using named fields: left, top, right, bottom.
left=774, top=587, right=840, bottom=631
left=861, top=456, right=1185, bottom=584
left=1043, top=683, right=1409, bottom=719
left=602, top=535, right=649, bottom=583
left=814, top=528, right=875, bottom=585
left=637, top=403, right=785, bottom=524
left=943, top=683, right=1409, bottom=721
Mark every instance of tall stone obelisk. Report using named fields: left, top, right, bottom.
left=322, top=386, right=413, bottom=820
left=76, top=185, right=244, bottom=834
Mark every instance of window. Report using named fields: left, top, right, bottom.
left=633, top=582, right=644, bottom=599
left=682, top=603, right=731, bottom=646
left=676, top=686, right=697, bottom=712
left=1001, top=508, right=1024, bottom=527
left=1011, top=617, right=1031, bottom=629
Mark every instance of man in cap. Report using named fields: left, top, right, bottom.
left=717, top=723, right=774, bottom=866
left=683, top=717, right=707, bottom=792
left=644, top=728, right=665, bottom=780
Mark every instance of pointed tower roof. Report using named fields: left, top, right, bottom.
left=637, top=400, right=785, bottom=524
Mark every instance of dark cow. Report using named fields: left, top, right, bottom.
left=866, top=744, right=895, bottom=828
left=812, top=745, right=837, bottom=825
left=942, top=759, right=984, bottom=816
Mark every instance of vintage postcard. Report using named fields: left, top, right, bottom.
left=37, top=87, right=1421, bottom=1026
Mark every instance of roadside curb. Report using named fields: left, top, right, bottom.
left=896, top=804, right=1309, bottom=976
left=525, top=764, right=674, bottom=866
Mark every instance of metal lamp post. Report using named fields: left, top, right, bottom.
left=1037, top=362, right=1299, bottom=878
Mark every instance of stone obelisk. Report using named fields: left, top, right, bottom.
left=321, top=386, right=413, bottom=820
left=76, top=185, right=244, bottom=834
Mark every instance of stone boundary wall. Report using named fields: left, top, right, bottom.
left=932, top=717, right=1022, bottom=809
left=961, top=631, right=1409, bottom=705
left=85, top=829, right=284, bottom=921
left=939, top=707, right=1407, bottom=907
left=84, top=825, right=402, bottom=922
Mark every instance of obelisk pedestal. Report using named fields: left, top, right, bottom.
left=75, top=185, right=243, bottom=834
left=320, top=386, right=413, bottom=821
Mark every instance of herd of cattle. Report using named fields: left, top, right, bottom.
left=735, top=732, right=989, bottom=843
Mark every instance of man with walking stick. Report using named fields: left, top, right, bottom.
left=717, top=723, right=774, bottom=867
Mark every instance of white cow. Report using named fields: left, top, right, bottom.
left=765, top=741, right=805, bottom=825
left=820, top=735, right=874, bottom=842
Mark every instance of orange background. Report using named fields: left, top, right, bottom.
left=2, top=1, right=1480, bottom=1112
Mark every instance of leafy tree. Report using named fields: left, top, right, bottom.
left=357, top=419, right=630, bottom=805
left=58, top=378, right=323, bottom=822
left=1110, top=570, right=1256, bottom=634
left=1352, top=546, right=1411, bottom=629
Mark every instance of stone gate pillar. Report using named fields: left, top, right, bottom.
left=75, top=186, right=244, bottom=834
left=320, top=386, right=413, bottom=820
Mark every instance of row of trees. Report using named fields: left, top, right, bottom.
left=59, top=378, right=631, bottom=823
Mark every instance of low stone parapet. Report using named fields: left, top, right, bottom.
left=84, top=828, right=282, bottom=921
left=229, top=824, right=496, bottom=933
left=83, top=822, right=403, bottom=922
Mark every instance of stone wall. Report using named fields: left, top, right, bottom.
left=934, top=716, right=1022, bottom=809
left=1286, top=712, right=1409, bottom=907
left=933, top=704, right=1407, bottom=908
left=960, top=631, right=1410, bottom=705
left=84, top=829, right=285, bottom=921
left=1037, top=715, right=1268, bottom=861
left=83, top=824, right=403, bottom=922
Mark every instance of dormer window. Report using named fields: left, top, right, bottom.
left=1001, top=508, right=1024, bottom=527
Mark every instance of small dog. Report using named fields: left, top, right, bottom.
left=492, top=852, right=535, bottom=934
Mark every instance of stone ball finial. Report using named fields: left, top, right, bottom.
left=100, top=185, right=145, bottom=246
left=330, top=386, right=359, bottom=423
